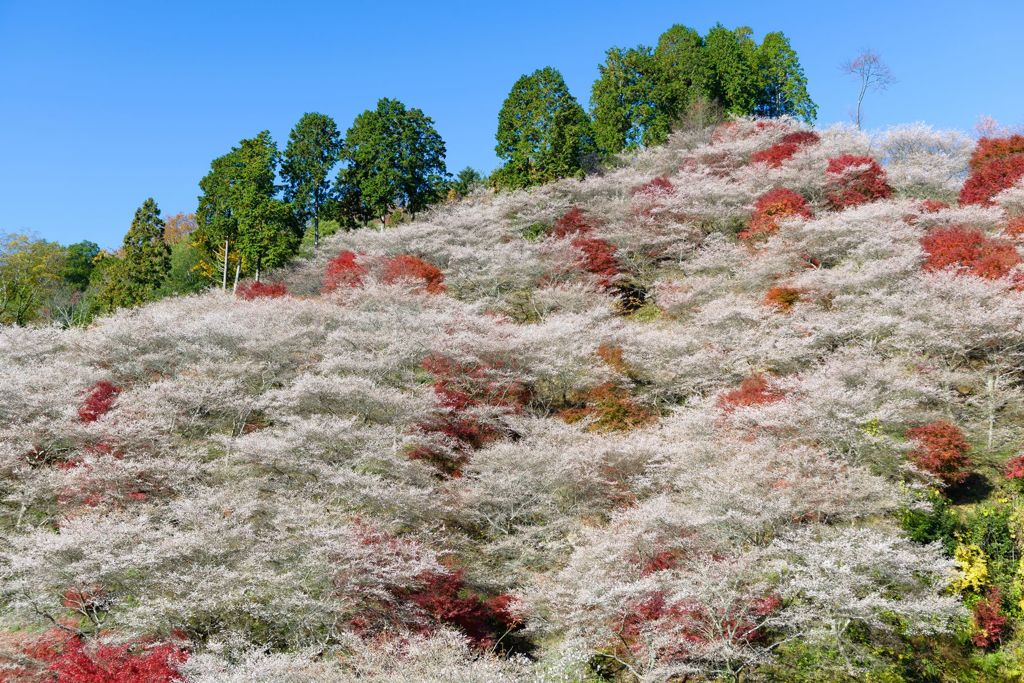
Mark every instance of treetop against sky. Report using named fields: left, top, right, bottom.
left=1, top=0, right=1022, bottom=246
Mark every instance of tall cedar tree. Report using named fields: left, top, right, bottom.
left=100, top=198, right=171, bottom=310
left=653, top=24, right=710, bottom=126
left=195, top=132, right=299, bottom=284
left=754, top=32, right=816, bottom=122
left=281, top=112, right=341, bottom=255
left=334, top=98, right=448, bottom=226
left=591, top=46, right=665, bottom=156
left=703, top=24, right=760, bottom=117
left=232, top=131, right=300, bottom=281
left=494, top=67, right=596, bottom=189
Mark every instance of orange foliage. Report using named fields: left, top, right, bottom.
left=920, top=225, right=1021, bottom=280
left=381, top=255, right=446, bottom=294
left=742, top=188, right=812, bottom=239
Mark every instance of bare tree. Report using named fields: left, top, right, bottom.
left=841, top=50, right=894, bottom=129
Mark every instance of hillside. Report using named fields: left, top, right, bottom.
left=4, top=118, right=1024, bottom=681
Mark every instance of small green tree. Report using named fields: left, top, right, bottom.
left=158, top=241, right=207, bottom=296
left=493, top=67, right=596, bottom=189
left=334, top=98, right=448, bottom=226
left=754, top=32, right=816, bottom=122
left=591, top=46, right=666, bottom=156
left=281, top=112, right=341, bottom=255
left=195, top=149, right=241, bottom=289
left=62, top=240, right=100, bottom=290
left=0, top=233, right=65, bottom=325
left=451, top=167, right=484, bottom=197
left=101, top=198, right=171, bottom=309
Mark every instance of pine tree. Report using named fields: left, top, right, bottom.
left=494, top=67, right=596, bottom=189
left=101, top=198, right=171, bottom=309
left=281, top=112, right=341, bottom=256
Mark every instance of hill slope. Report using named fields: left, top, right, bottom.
left=4, top=119, right=1024, bottom=681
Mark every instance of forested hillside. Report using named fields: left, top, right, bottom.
left=4, top=116, right=1024, bottom=681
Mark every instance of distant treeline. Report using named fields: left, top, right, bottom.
left=0, top=23, right=813, bottom=326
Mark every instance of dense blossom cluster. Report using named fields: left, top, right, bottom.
left=4, top=117, right=1024, bottom=680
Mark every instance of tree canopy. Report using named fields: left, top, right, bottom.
left=281, top=112, right=341, bottom=254
left=100, top=198, right=171, bottom=310
left=494, top=67, right=596, bottom=189
left=334, top=98, right=448, bottom=225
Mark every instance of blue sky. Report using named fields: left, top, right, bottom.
left=2, top=0, right=1023, bottom=248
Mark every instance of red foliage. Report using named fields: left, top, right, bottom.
left=780, top=131, right=820, bottom=147
left=47, top=638, right=187, bottom=683
left=825, top=155, right=893, bottom=209
left=971, top=587, right=1007, bottom=649
left=1004, top=454, right=1024, bottom=480
left=764, top=286, right=802, bottom=312
left=751, top=142, right=800, bottom=168
left=906, top=421, right=973, bottom=485
left=410, top=355, right=530, bottom=476
left=742, top=188, right=812, bottom=239
left=620, top=589, right=781, bottom=664
left=571, top=237, right=619, bottom=287
left=1005, top=216, right=1024, bottom=240
left=640, top=550, right=680, bottom=577
left=969, top=135, right=1024, bottom=171
left=631, top=176, right=675, bottom=197
left=920, top=199, right=950, bottom=213
left=551, top=207, right=593, bottom=238
left=322, top=250, right=367, bottom=293
left=960, top=153, right=1024, bottom=206
left=920, top=225, right=1021, bottom=280
left=718, top=374, right=784, bottom=412
left=381, top=255, right=446, bottom=294
left=235, top=281, right=287, bottom=300
left=78, top=381, right=121, bottom=423
left=403, top=570, right=519, bottom=650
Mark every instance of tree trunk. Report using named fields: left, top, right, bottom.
left=222, top=240, right=229, bottom=291
left=232, top=261, right=241, bottom=294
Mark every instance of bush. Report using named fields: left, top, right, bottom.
left=780, top=131, right=820, bottom=146
left=906, top=421, right=973, bottom=485
left=971, top=587, right=1007, bottom=649
left=960, top=154, right=1024, bottom=206
left=78, top=380, right=121, bottom=423
left=742, top=188, right=812, bottom=239
left=1005, top=216, right=1024, bottom=240
left=47, top=637, right=188, bottom=683
left=559, top=382, right=658, bottom=432
left=969, top=135, right=1024, bottom=172
left=235, top=281, right=287, bottom=300
left=550, top=207, right=592, bottom=239
left=1005, top=454, right=1024, bottom=479
left=402, top=570, right=519, bottom=650
left=631, top=176, right=674, bottom=197
left=322, top=250, right=366, bottom=292
left=920, top=225, right=1021, bottom=280
left=571, top=237, right=619, bottom=288
left=750, top=142, right=800, bottom=168
left=825, top=155, right=893, bottom=209
left=764, top=286, right=802, bottom=312
left=381, top=255, right=446, bottom=294
left=919, top=199, right=950, bottom=213
left=718, top=374, right=784, bottom=411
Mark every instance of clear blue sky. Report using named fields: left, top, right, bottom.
left=2, top=0, right=1022, bottom=248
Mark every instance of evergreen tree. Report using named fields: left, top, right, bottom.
left=653, top=24, right=710, bottom=125
left=334, top=98, right=448, bottom=226
left=703, top=24, right=760, bottom=116
left=494, top=67, right=596, bottom=189
left=232, top=131, right=300, bottom=281
left=195, top=132, right=299, bottom=285
left=590, top=46, right=665, bottom=156
left=281, top=112, right=341, bottom=255
left=754, top=32, right=816, bottom=122
left=62, top=240, right=100, bottom=290
left=451, top=167, right=484, bottom=197
left=101, top=198, right=171, bottom=309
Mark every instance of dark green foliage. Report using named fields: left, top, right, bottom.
left=158, top=241, right=208, bottom=296
left=334, top=98, right=448, bottom=225
left=754, top=32, right=817, bottom=122
left=451, top=167, right=484, bottom=197
left=591, top=46, right=666, bottom=155
left=281, top=112, right=341, bottom=255
left=62, top=241, right=100, bottom=290
left=100, top=198, right=171, bottom=310
left=900, top=489, right=961, bottom=554
left=590, top=24, right=817, bottom=156
left=493, top=67, right=596, bottom=189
